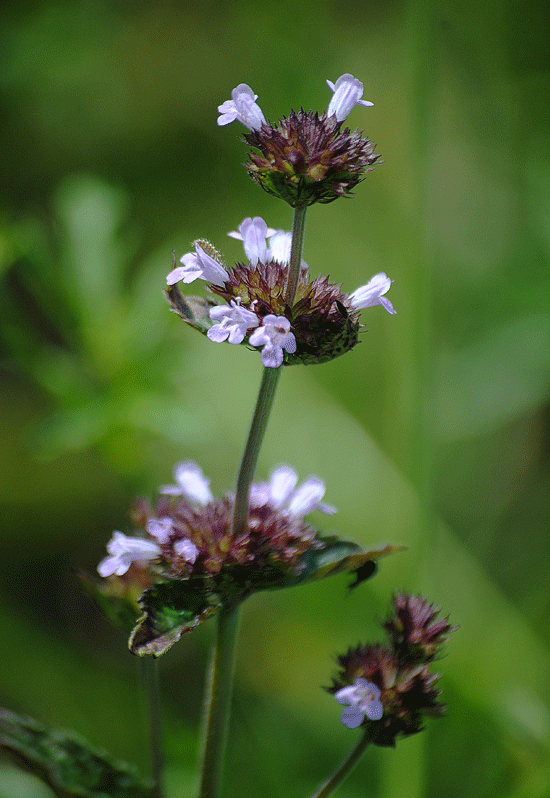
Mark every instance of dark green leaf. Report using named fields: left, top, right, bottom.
left=0, top=709, right=153, bottom=798
left=129, top=578, right=219, bottom=656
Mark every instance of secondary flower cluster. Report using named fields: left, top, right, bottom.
left=218, top=74, right=381, bottom=206
left=98, top=461, right=336, bottom=584
left=328, top=594, right=455, bottom=746
left=166, top=216, right=395, bottom=367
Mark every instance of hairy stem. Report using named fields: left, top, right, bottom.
left=284, top=205, right=308, bottom=306
left=309, top=725, right=378, bottom=798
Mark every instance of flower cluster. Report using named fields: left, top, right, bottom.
left=218, top=74, right=381, bottom=207
left=166, top=215, right=395, bottom=367
left=98, top=461, right=336, bottom=585
left=328, top=595, right=455, bottom=746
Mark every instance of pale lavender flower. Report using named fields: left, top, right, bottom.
left=217, top=84, right=266, bottom=131
left=335, top=678, right=384, bottom=728
left=167, top=242, right=229, bottom=287
left=145, top=517, right=173, bottom=544
left=248, top=314, right=297, bottom=368
left=250, top=465, right=336, bottom=516
left=326, top=74, right=374, bottom=122
left=267, top=230, right=293, bottom=265
left=173, top=538, right=199, bottom=563
left=227, top=217, right=276, bottom=264
left=349, top=272, right=396, bottom=314
left=207, top=299, right=259, bottom=345
left=159, top=461, right=213, bottom=506
left=97, top=531, right=161, bottom=578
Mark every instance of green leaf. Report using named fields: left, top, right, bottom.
left=129, top=578, right=219, bottom=656
left=0, top=709, right=154, bottom=798
left=293, top=539, right=406, bottom=583
left=128, top=541, right=404, bottom=657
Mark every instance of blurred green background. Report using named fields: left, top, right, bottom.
left=1, top=0, right=549, bottom=796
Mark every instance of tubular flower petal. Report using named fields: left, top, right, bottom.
left=167, top=242, right=229, bottom=287
left=228, top=217, right=273, bottom=265
left=228, top=218, right=296, bottom=267
left=217, top=84, right=266, bottom=131
left=97, top=532, right=161, bottom=577
left=159, top=461, right=213, bottom=506
left=145, top=517, right=173, bottom=544
left=173, top=538, right=199, bottom=563
left=207, top=299, right=259, bottom=345
left=250, top=465, right=336, bottom=516
left=335, top=679, right=384, bottom=727
left=326, top=73, right=374, bottom=122
left=248, top=314, right=297, bottom=368
left=349, top=273, right=396, bottom=314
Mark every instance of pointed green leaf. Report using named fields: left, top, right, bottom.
left=129, top=578, right=219, bottom=657
left=0, top=709, right=153, bottom=798
left=127, top=541, right=404, bottom=657
left=294, top=540, right=406, bottom=583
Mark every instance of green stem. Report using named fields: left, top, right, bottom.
left=232, top=365, right=282, bottom=537
left=197, top=204, right=308, bottom=798
left=198, top=602, right=241, bottom=798
left=309, top=725, right=378, bottom=798
left=284, top=205, right=308, bottom=306
left=141, top=658, right=165, bottom=798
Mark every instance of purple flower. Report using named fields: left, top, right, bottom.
left=159, top=461, right=213, bottom=506
left=349, top=273, right=396, bottom=314
left=167, top=242, right=228, bottom=287
left=207, top=299, right=259, bottom=345
left=335, top=678, right=384, bottom=728
left=217, top=84, right=266, bottom=131
left=326, top=74, right=373, bottom=122
left=97, top=532, right=161, bottom=578
left=248, top=314, right=297, bottom=368
left=250, top=465, right=336, bottom=516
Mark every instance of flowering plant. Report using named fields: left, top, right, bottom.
left=0, top=73, right=453, bottom=798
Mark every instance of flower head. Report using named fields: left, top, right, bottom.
left=326, top=73, right=373, bottom=122
left=167, top=241, right=229, bottom=287
left=349, top=273, right=396, bottom=315
left=97, top=532, right=161, bottom=578
left=217, top=84, right=266, bottom=131
left=248, top=314, right=297, bottom=368
left=218, top=76, right=380, bottom=206
left=327, top=595, right=454, bottom=746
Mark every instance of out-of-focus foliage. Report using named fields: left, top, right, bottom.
left=1, top=1, right=549, bottom=797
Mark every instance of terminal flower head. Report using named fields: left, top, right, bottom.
left=217, top=83, right=266, bottom=131
left=248, top=314, right=297, bottom=368
left=349, top=273, right=396, bottom=315
left=327, top=595, right=454, bottom=745
left=219, top=76, right=380, bottom=206
left=97, top=532, right=161, bottom=578
left=326, top=73, right=374, bottom=122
